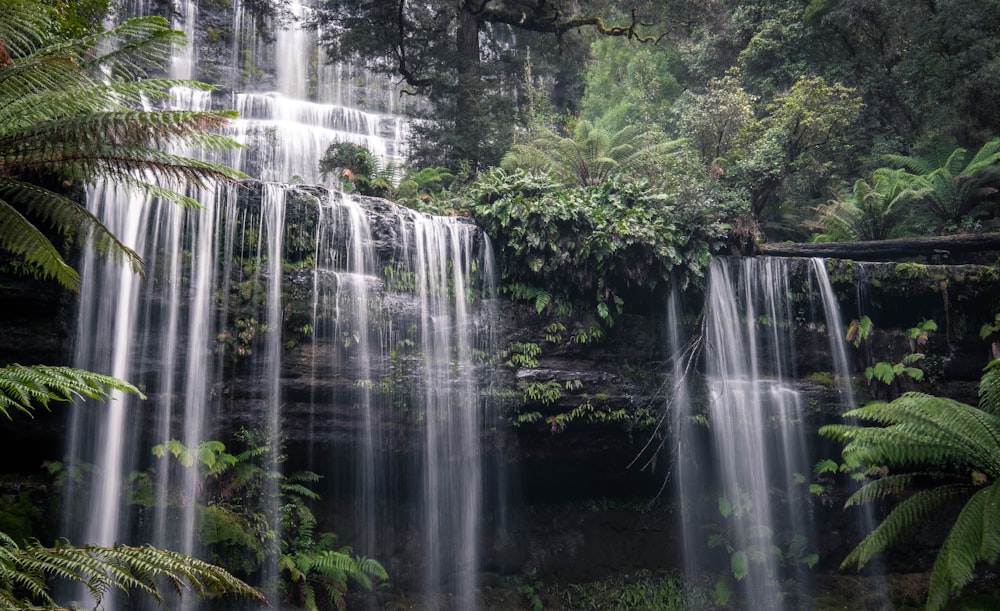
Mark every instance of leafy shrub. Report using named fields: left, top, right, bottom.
left=467, top=169, right=732, bottom=315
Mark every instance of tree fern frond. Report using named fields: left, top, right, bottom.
left=356, top=556, right=389, bottom=582
left=979, top=359, right=1000, bottom=418
left=281, top=483, right=321, bottom=500
left=0, top=1, right=57, bottom=58
left=842, top=473, right=921, bottom=507
left=0, top=54, right=85, bottom=110
left=78, top=17, right=182, bottom=79
left=0, top=195, right=81, bottom=290
left=841, top=485, right=965, bottom=571
left=836, top=394, right=1000, bottom=473
left=0, top=364, right=144, bottom=420
left=1, top=180, right=146, bottom=281
left=15, top=542, right=267, bottom=605
left=926, top=482, right=1000, bottom=610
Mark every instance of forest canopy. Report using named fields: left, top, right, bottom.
left=310, top=0, right=1000, bottom=244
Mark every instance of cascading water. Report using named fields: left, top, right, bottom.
left=676, top=257, right=857, bottom=609
left=62, top=0, right=501, bottom=608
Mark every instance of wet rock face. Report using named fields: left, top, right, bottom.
left=0, top=273, right=71, bottom=470
left=3, top=182, right=1000, bottom=588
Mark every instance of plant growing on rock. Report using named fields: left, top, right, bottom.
left=132, top=430, right=387, bottom=608
left=468, top=169, right=730, bottom=321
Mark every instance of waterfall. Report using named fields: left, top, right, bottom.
left=62, top=1, right=502, bottom=608
left=676, top=257, right=856, bottom=609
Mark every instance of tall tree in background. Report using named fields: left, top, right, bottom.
left=314, top=0, right=665, bottom=171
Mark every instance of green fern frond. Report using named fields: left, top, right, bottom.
left=282, top=483, right=321, bottom=500
left=841, top=473, right=919, bottom=507
left=1, top=537, right=263, bottom=608
left=979, top=359, right=1000, bottom=417
left=825, top=364, right=1000, bottom=609
left=926, top=482, right=1000, bottom=610
left=0, top=194, right=81, bottom=290
left=1, top=179, right=145, bottom=284
left=0, top=5, right=245, bottom=293
left=837, top=394, right=1000, bottom=475
left=842, top=485, right=965, bottom=571
left=0, top=364, right=144, bottom=420
left=356, top=556, right=389, bottom=582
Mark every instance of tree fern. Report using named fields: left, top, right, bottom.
left=0, top=534, right=264, bottom=608
left=0, top=2, right=246, bottom=292
left=883, top=139, right=1000, bottom=228
left=501, top=120, right=687, bottom=188
left=820, top=358, right=1000, bottom=609
left=0, top=363, right=144, bottom=420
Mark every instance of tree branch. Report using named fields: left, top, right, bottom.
left=477, top=4, right=665, bottom=44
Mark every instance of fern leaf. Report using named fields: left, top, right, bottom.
left=926, top=482, right=1000, bottom=610
left=979, top=359, right=1000, bottom=418
left=0, top=364, right=144, bottom=419
left=842, top=485, right=965, bottom=571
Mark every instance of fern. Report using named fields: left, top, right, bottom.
left=0, top=3, right=246, bottom=291
left=0, top=535, right=264, bottom=608
left=980, top=359, right=1000, bottom=418
left=821, top=359, right=1000, bottom=609
left=0, top=363, right=144, bottom=419
left=926, top=483, right=1000, bottom=610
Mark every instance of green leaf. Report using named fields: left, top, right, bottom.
left=814, top=459, right=839, bottom=475
left=718, top=496, right=733, bottom=519
left=871, top=361, right=896, bottom=385
left=730, top=550, right=749, bottom=581
left=713, top=578, right=731, bottom=606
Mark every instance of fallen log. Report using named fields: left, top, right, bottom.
left=755, top=233, right=1000, bottom=261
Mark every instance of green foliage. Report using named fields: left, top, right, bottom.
left=279, top=496, right=386, bottom=611
left=394, top=166, right=459, bottom=215
left=49, top=0, right=110, bottom=38
left=580, top=37, right=684, bottom=133
left=883, top=138, right=1000, bottom=231
left=813, top=168, right=927, bottom=241
left=981, top=314, right=1000, bottom=338
left=0, top=3, right=245, bottom=291
left=502, top=120, right=690, bottom=189
left=708, top=492, right=817, bottom=599
left=851, top=317, right=936, bottom=400
left=524, top=380, right=563, bottom=406
left=734, top=75, right=864, bottom=221
left=505, top=342, right=542, bottom=368
left=468, top=169, right=730, bottom=315
left=0, top=532, right=264, bottom=608
left=678, top=69, right=758, bottom=165
left=0, top=491, right=42, bottom=546
left=556, top=569, right=694, bottom=611
left=131, top=428, right=387, bottom=607
left=318, top=141, right=394, bottom=198
left=819, top=359, right=1000, bottom=610
left=845, top=315, right=873, bottom=348
left=0, top=363, right=144, bottom=420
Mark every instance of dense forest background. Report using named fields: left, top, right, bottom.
left=312, top=0, right=1000, bottom=244
left=302, top=0, right=1000, bottom=321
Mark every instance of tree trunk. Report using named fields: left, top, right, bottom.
left=457, top=3, right=480, bottom=70
left=754, top=233, right=1000, bottom=261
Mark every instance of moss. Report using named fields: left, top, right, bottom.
left=806, top=371, right=835, bottom=388
left=893, top=262, right=927, bottom=280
